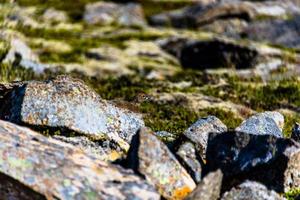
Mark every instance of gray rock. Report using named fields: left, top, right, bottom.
left=176, top=142, right=203, bottom=183
left=0, top=76, right=144, bottom=152
left=221, top=181, right=284, bottom=200
left=0, top=119, right=160, bottom=200
left=185, top=170, right=223, bottom=200
left=236, top=111, right=284, bottom=138
left=154, top=131, right=177, bottom=143
left=292, top=123, right=300, bottom=142
left=184, top=116, right=227, bottom=159
left=42, top=8, right=68, bottom=23
left=84, top=2, right=146, bottom=27
left=127, top=127, right=196, bottom=199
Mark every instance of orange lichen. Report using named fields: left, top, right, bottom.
left=172, top=186, right=193, bottom=200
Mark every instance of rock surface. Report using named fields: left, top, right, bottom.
left=292, top=123, right=300, bottom=142
left=0, top=119, right=160, bottom=200
left=127, top=127, right=196, bottom=200
left=206, top=131, right=300, bottom=192
left=184, top=116, right=227, bottom=159
left=236, top=111, right=284, bottom=137
left=176, top=142, right=203, bottom=183
left=0, top=76, right=144, bottom=152
left=185, top=170, right=223, bottom=200
left=84, top=2, right=146, bottom=27
left=221, top=181, right=284, bottom=200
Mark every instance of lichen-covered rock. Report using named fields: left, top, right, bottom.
left=206, top=131, right=300, bottom=192
left=221, top=181, right=284, bottom=200
left=127, top=128, right=196, bottom=200
left=236, top=111, right=284, bottom=138
left=84, top=2, right=146, bottom=27
left=292, top=123, right=300, bottom=142
left=176, top=142, right=202, bottom=183
left=0, top=120, right=160, bottom=200
left=0, top=76, right=144, bottom=152
left=185, top=170, right=223, bottom=200
left=184, top=116, right=227, bottom=159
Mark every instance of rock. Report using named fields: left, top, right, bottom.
left=84, top=2, right=146, bottom=27
left=1, top=34, right=48, bottom=74
left=292, top=123, right=300, bottom=142
left=221, top=181, right=284, bottom=200
left=150, top=1, right=300, bottom=28
left=42, top=8, right=68, bottom=23
left=176, top=142, right=203, bottom=183
left=184, top=116, right=227, bottom=159
left=236, top=111, right=284, bottom=138
left=127, top=127, right=196, bottom=199
left=154, top=131, right=178, bottom=143
left=0, top=120, right=160, bottom=200
left=52, top=135, right=123, bottom=162
left=185, top=170, right=223, bottom=200
left=206, top=131, right=300, bottom=192
left=243, top=15, right=300, bottom=49
left=179, top=39, right=260, bottom=69
left=0, top=76, right=144, bottom=152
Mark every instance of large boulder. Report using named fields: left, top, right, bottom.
left=236, top=111, right=284, bottom=138
left=206, top=131, right=300, bottom=192
left=184, top=116, right=227, bottom=159
left=0, top=120, right=160, bottom=199
left=127, top=127, right=196, bottom=199
left=84, top=2, right=146, bottom=27
left=0, top=76, right=144, bottom=152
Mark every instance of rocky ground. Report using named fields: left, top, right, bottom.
left=0, top=0, right=300, bottom=199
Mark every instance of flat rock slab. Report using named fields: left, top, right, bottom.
left=127, top=128, right=196, bottom=200
left=206, top=131, right=300, bottom=192
left=0, top=76, right=144, bottom=151
left=0, top=120, right=160, bottom=200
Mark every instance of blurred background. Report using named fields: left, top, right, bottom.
left=1, top=0, right=300, bottom=138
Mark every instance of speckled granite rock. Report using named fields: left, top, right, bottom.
left=221, top=181, right=284, bottom=200
left=185, top=170, right=223, bottom=200
left=236, top=111, right=284, bottom=138
left=206, top=131, right=300, bottom=192
left=84, top=2, right=146, bottom=27
left=176, top=142, right=203, bottom=183
left=0, top=120, right=160, bottom=200
left=127, top=127, right=196, bottom=200
left=292, top=123, right=300, bottom=143
left=184, top=116, right=227, bottom=159
left=0, top=76, right=144, bottom=152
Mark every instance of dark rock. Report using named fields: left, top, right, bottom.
left=0, top=76, right=144, bottom=152
left=185, top=170, right=223, bottom=200
left=236, top=111, right=284, bottom=138
left=176, top=142, right=203, bottom=183
left=0, top=120, right=160, bottom=199
left=180, top=39, right=260, bottom=69
left=127, top=127, right=196, bottom=199
left=206, top=131, right=300, bottom=192
left=292, top=123, right=300, bottom=142
left=221, top=181, right=284, bottom=200
left=184, top=116, right=227, bottom=159
left=84, top=2, right=146, bottom=27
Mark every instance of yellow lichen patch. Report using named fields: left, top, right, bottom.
left=108, top=150, right=122, bottom=162
left=172, top=186, right=193, bottom=200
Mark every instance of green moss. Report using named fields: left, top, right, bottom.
left=284, top=188, right=300, bottom=200
left=283, top=113, right=300, bottom=137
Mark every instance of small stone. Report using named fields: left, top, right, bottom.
left=176, top=142, right=203, bottom=183
left=221, top=181, right=284, bottom=200
left=236, top=111, right=284, bottom=138
left=206, top=131, right=300, bottom=192
left=184, top=116, right=227, bottom=159
left=127, top=127, right=196, bottom=200
left=185, top=170, right=223, bottom=200
left=0, top=120, right=160, bottom=200
left=0, top=76, right=144, bottom=152
left=292, top=123, right=300, bottom=142
left=42, top=8, right=68, bottom=23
